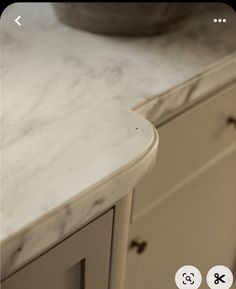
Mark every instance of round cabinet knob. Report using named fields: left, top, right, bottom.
left=227, top=116, right=236, bottom=129
left=130, top=239, right=148, bottom=254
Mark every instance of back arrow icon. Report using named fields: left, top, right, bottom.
left=15, top=16, right=21, bottom=26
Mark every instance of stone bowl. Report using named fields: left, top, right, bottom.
left=52, top=3, right=199, bottom=36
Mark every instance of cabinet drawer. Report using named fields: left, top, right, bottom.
left=125, top=148, right=236, bottom=289
left=2, top=210, right=113, bottom=289
left=133, top=84, right=236, bottom=219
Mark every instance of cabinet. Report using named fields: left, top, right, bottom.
left=125, top=84, right=236, bottom=289
left=125, top=147, right=236, bottom=289
left=133, top=84, right=236, bottom=219
left=2, top=210, right=113, bottom=289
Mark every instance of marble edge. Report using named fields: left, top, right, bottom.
left=1, top=109, right=156, bottom=244
left=1, top=123, right=158, bottom=278
left=133, top=53, right=236, bottom=124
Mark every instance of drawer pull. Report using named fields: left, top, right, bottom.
left=227, top=116, right=236, bottom=129
left=130, top=239, right=147, bottom=254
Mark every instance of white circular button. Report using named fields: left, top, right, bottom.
left=175, top=265, right=202, bottom=289
left=207, top=265, right=234, bottom=289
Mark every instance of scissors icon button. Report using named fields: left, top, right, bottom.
left=214, top=273, right=226, bottom=284
left=207, top=266, right=233, bottom=289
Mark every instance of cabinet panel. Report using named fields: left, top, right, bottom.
left=2, top=210, right=113, bottom=289
left=133, top=84, right=236, bottom=218
left=42, top=262, right=83, bottom=289
left=125, top=148, right=236, bottom=289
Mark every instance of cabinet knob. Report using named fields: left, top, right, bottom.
left=227, top=116, right=236, bottom=129
left=130, top=239, right=147, bottom=254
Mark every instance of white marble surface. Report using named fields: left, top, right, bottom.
left=1, top=2, right=236, bottom=278
left=2, top=129, right=158, bottom=279
left=137, top=55, right=236, bottom=124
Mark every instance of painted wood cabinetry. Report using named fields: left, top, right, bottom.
left=2, top=210, right=113, bottom=289
left=125, top=84, right=236, bottom=289
left=1, top=192, right=133, bottom=289
left=125, top=148, right=236, bottom=289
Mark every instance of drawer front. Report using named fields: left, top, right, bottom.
left=125, top=148, right=236, bottom=289
left=2, top=210, right=113, bottom=289
left=133, top=84, right=236, bottom=219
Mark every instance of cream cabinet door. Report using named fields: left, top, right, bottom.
left=2, top=210, right=113, bottom=289
left=125, top=148, right=236, bottom=289
left=133, top=84, right=236, bottom=218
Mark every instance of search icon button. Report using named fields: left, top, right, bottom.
left=175, top=265, right=202, bottom=288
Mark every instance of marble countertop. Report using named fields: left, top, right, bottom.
left=1, top=3, right=236, bottom=278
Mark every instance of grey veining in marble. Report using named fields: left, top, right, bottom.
left=136, top=56, right=236, bottom=124
left=1, top=2, right=236, bottom=278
